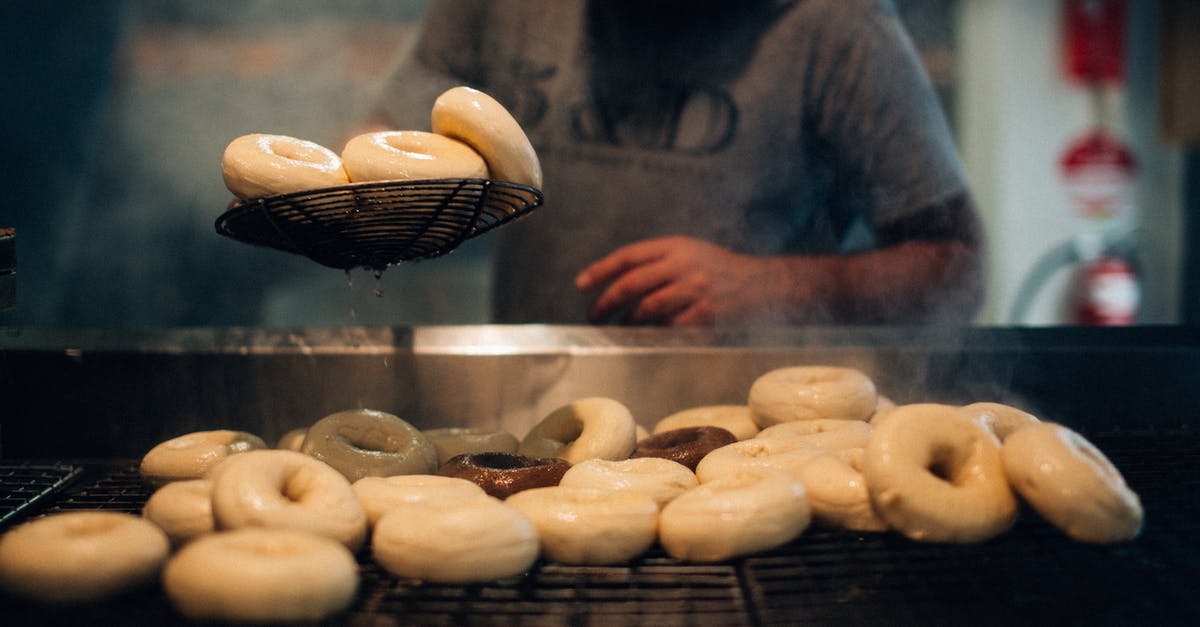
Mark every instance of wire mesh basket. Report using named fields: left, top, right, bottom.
left=214, top=178, right=543, bottom=271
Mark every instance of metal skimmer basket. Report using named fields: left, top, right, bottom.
left=214, top=179, right=543, bottom=271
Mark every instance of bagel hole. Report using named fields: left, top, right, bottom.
left=472, top=452, right=540, bottom=470
left=928, top=445, right=961, bottom=483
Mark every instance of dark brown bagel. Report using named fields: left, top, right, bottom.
left=437, top=452, right=571, bottom=499
left=631, top=426, right=737, bottom=471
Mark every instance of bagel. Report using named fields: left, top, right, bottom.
left=432, top=86, right=543, bottom=189
left=372, top=497, right=539, bottom=583
left=519, top=397, right=638, bottom=465
left=653, top=405, right=760, bottom=441
left=1002, top=422, right=1143, bottom=543
left=694, top=437, right=825, bottom=484
left=142, top=478, right=216, bottom=546
left=351, top=474, right=488, bottom=526
left=300, top=409, right=439, bottom=482
left=796, top=448, right=888, bottom=532
left=422, top=427, right=520, bottom=466
left=209, top=449, right=368, bottom=551
left=961, top=402, right=1041, bottom=444
left=140, top=429, right=267, bottom=486
left=756, top=419, right=873, bottom=451
left=559, top=457, right=698, bottom=508
left=631, top=426, right=737, bottom=471
left=276, top=427, right=308, bottom=452
left=438, top=452, right=571, bottom=499
left=341, top=130, right=488, bottom=182
left=505, top=486, right=659, bottom=565
left=0, top=511, right=169, bottom=603
left=748, top=366, right=878, bottom=427
left=222, top=133, right=349, bottom=200
left=163, top=528, right=358, bottom=623
left=863, top=403, right=1017, bottom=543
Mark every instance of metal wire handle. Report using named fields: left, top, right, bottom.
left=214, top=178, right=543, bottom=271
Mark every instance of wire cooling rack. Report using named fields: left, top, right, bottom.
left=214, top=179, right=543, bottom=271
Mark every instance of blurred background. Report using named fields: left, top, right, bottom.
left=1, top=0, right=1196, bottom=328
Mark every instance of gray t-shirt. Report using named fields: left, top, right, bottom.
left=376, top=0, right=968, bottom=323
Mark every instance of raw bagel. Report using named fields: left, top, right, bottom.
left=140, top=429, right=267, bottom=485
left=341, top=130, right=488, bottom=182
left=209, top=449, right=368, bottom=550
left=438, top=452, right=571, bottom=499
left=0, top=511, right=169, bottom=603
left=519, top=397, right=638, bottom=465
left=352, top=474, right=488, bottom=525
left=694, top=437, right=825, bottom=484
left=505, top=486, right=659, bottom=565
left=423, top=427, right=520, bottom=466
left=1002, top=422, right=1143, bottom=543
left=863, top=403, right=1017, bottom=543
left=559, top=457, right=698, bottom=508
left=163, top=528, right=358, bottom=623
left=756, top=419, right=873, bottom=451
left=653, top=405, right=760, bottom=441
left=432, top=86, right=543, bottom=189
left=301, top=409, right=438, bottom=482
left=142, top=478, right=215, bottom=546
left=372, top=497, right=539, bottom=583
left=658, top=470, right=811, bottom=562
left=796, top=448, right=888, bottom=532
left=961, top=402, right=1041, bottom=444
left=631, top=426, right=737, bottom=471
left=222, top=133, right=349, bottom=200
left=748, top=366, right=878, bottom=427
left=276, top=427, right=307, bottom=451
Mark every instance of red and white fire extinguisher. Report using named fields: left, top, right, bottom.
left=1072, top=234, right=1139, bottom=325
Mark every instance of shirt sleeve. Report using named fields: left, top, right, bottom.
left=803, top=0, right=969, bottom=235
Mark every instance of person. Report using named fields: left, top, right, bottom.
left=370, top=0, right=985, bottom=326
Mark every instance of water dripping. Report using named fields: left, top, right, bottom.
left=373, top=268, right=385, bottom=298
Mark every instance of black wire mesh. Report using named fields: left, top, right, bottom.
left=0, top=429, right=1197, bottom=626
left=0, top=463, right=82, bottom=529
left=214, top=179, right=543, bottom=271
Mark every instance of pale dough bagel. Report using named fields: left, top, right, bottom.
left=432, top=86, right=543, bottom=189
left=518, top=397, right=638, bottom=465
left=222, top=133, right=349, bottom=200
left=209, top=449, right=368, bottom=551
left=559, top=457, right=698, bottom=508
left=301, top=408, right=439, bottom=481
left=658, top=470, right=811, bottom=562
left=1002, top=423, right=1143, bottom=543
left=0, top=511, right=169, bottom=603
left=351, top=474, right=488, bottom=526
left=276, top=427, right=307, bottom=451
left=372, top=497, right=539, bottom=583
left=341, top=130, right=488, bottom=182
left=796, top=448, right=888, bottom=532
left=163, top=528, right=358, bottom=623
left=694, top=437, right=826, bottom=484
left=863, top=403, right=1017, bottom=543
left=748, top=366, right=878, bottom=427
left=140, top=429, right=267, bottom=485
left=505, top=486, right=659, bottom=565
left=422, top=427, right=520, bottom=466
left=653, top=405, right=760, bottom=441
left=961, top=402, right=1041, bottom=444
left=756, top=419, right=873, bottom=451
left=142, top=478, right=215, bottom=546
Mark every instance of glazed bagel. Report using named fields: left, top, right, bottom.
left=209, top=449, right=368, bottom=551
left=796, top=448, right=888, bottom=532
left=658, top=470, right=811, bottom=563
left=222, top=133, right=349, bottom=200
left=748, top=366, right=878, bottom=427
left=341, top=130, right=488, bottom=182
left=694, top=437, right=825, bottom=484
left=505, top=486, right=659, bottom=565
left=653, top=405, right=760, bottom=441
left=863, top=403, right=1017, bottom=543
left=438, top=452, right=571, bottom=499
left=276, top=427, right=308, bottom=452
left=351, top=474, right=487, bottom=526
left=756, top=419, right=873, bottom=451
left=1002, top=423, right=1143, bottom=543
left=140, top=429, right=267, bottom=485
left=631, top=426, right=737, bottom=471
left=372, top=497, right=539, bottom=583
left=142, top=479, right=216, bottom=546
left=559, top=457, right=698, bottom=508
left=422, top=427, right=520, bottom=466
left=432, top=86, right=543, bottom=189
left=0, top=511, right=169, bottom=603
left=163, top=528, right=358, bottom=623
left=961, top=402, right=1041, bottom=444
left=301, top=409, right=439, bottom=482
left=519, top=397, right=638, bottom=465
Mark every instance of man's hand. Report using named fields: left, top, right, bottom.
left=574, top=236, right=774, bottom=325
